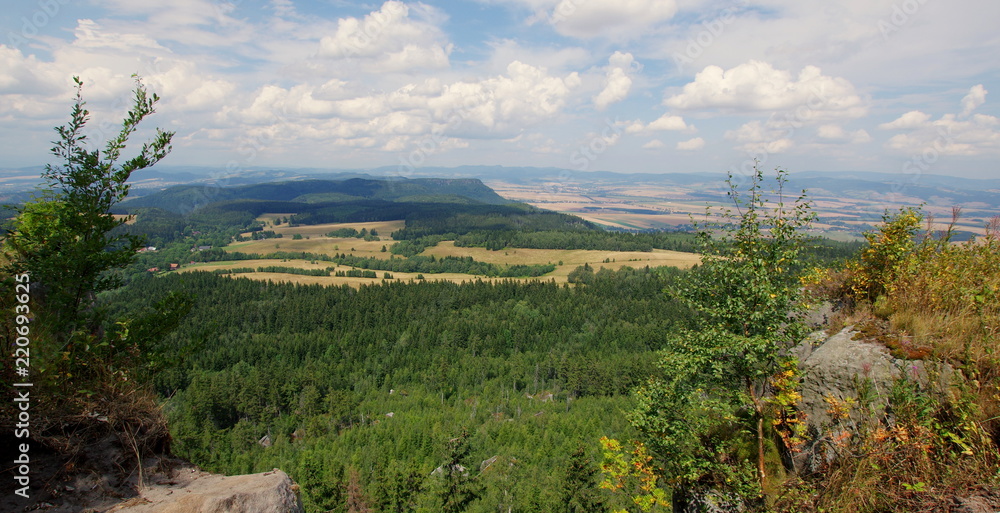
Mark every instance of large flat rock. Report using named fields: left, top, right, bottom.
left=109, top=468, right=303, bottom=513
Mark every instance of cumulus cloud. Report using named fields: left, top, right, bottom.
left=641, top=139, right=664, bottom=149
left=725, top=120, right=794, bottom=154
left=0, top=46, right=58, bottom=98
left=549, top=0, right=678, bottom=39
left=884, top=113, right=1000, bottom=156
left=592, top=68, right=629, bottom=109
left=647, top=114, right=689, bottom=131
left=880, top=85, right=1000, bottom=156
left=618, top=113, right=691, bottom=135
left=0, top=19, right=238, bottom=123
left=960, top=84, right=987, bottom=117
left=665, top=60, right=867, bottom=120
left=593, top=51, right=638, bottom=111
left=878, top=111, right=932, bottom=130
left=317, top=1, right=452, bottom=72
left=676, top=137, right=705, bottom=151
left=231, top=60, right=581, bottom=148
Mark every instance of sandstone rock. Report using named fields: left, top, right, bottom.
left=793, top=326, right=955, bottom=474
left=109, top=467, right=303, bottom=513
left=952, top=495, right=996, bottom=513
left=798, top=327, right=899, bottom=429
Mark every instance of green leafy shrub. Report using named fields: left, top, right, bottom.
left=621, top=164, right=815, bottom=509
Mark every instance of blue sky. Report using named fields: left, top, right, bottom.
left=1, top=0, right=999, bottom=178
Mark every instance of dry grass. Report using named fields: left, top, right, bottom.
left=182, top=259, right=334, bottom=272
left=423, top=241, right=700, bottom=270
left=228, top=219, right=405, bottom=258
left=226, top=236, right=395, bottom=259
left=260, top=218, right=406, bottom=239
left=792, top=214, right=1000, bottom=512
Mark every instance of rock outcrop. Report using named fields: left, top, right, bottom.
left=793, top=326, right=955, bottom=474
left=109, top=465, right=303, bottom=513
left=9, top=450, right=304, bottom=513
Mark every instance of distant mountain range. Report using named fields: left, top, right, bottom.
left=3, top=164, right=998, bottom=211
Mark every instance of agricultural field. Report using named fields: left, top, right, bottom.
left=423, top=241, right=700, bottom=279
left=227, top=219, right=405, bottom=259
left=181, top=259, right=499, bottom=288
left=486, top=178, right=995, bottom=239
left=203, top=218, right=701, bottom=288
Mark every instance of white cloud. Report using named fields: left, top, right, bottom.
left=618, top=113, right=691, bottom=134
left=620, top=120, right=644, bottom=134
left=881, top=85, right=1000, bottom=156
left=0, top=46, right=58, bottom=97
left=641, top=139, right=664, bottom=149
left=549, top=0, right=678, bottom=39
left=231, top=60, right=581, bottom=150
left=878, top=111, right=931, bottom=130
left=271, top=0, right=297, bottom=18
left=0, top=18, right=240, bottom=123
left=90, top=0, right=258, bottom=50
left=884, top=114, right=1000, bottom=157
left=647, top=114, right=688, bottom=131
left=817, top=124, right=870, bottom=143
left=851, top=129, right=872, bottom=144
left=676, top=137, right=705, bottom=151
left=73, top=19, right=167, bottom=52
left=816, top=124, right=845, bottom=139
left=960, top=84, right=987, bottom=117
left=317, top=1, right=452, bottom=72
left=725, top=120, right=794, bottom=154
left=1, top=0, right=999, bottom=177
left=665, top=60, right=867, bottom=120
left=593, top=52, right=638, bottom=111
left=593, top=68, right=630, bottom=110
left=484, top=39, right=592, bottom=75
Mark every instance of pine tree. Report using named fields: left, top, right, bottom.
left=559, top=446, right=606, bottom=513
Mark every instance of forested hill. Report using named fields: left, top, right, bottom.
left=118, top=177, right=511, bottom=214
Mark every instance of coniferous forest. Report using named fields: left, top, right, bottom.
left=103, top=267, right=691, bottom=511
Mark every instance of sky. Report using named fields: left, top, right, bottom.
left=1, top=0, right=999, bottom=179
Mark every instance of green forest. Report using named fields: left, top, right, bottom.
left=104, top=267, right=689, bottom=511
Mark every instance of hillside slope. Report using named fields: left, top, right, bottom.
left=120, top=177, right=511, bottom=214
